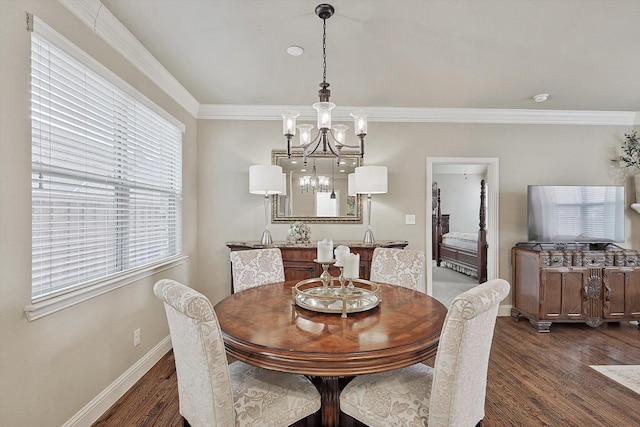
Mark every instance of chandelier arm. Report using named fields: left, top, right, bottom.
left=323, top=136, right=340, bottom=157
left=303, top=134, right=324, bottom=164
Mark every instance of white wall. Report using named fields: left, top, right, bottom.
left=0, top=2, right=197, bottom=425
left=434, top=173, right=485, bottom=233
left=197, top=120, right=640, bottom=306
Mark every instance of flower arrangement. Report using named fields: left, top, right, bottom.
left=287, top=221, right=311, bottom=244
left=614, top=131, right=640, bottom=172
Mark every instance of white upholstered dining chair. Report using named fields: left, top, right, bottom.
left=369, top=247, right=426, bottom=292
left=229, top=248, right=285, bottom=293
left=153, top=279, right=320, bottom=427
left=340, top=278, right=510, bottom=427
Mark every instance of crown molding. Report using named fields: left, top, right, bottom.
left=198, top=104, right=638, bottom=126
left=58, top=0, right=640, bottom=126
left=58, top=0, right=200, bottom=117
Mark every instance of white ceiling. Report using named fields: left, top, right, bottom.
left=99, top=0, right=640, bottom=115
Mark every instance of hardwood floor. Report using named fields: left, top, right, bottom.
left=92, top=318, right=640, bottom=427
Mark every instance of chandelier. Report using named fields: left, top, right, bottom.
left=282, top=4, right=367, bottom=166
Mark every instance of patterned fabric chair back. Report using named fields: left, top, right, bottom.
left=370, top=247, right=425, bottom=292
left=154, top=279, right=321, bottom=427
left=230, top=248, right=285, bottom=293
left=428, top=278, right=510, bottom=426
left=339, top=278, right=510, bottom=427
left=153, top=279, right=235, bottom=426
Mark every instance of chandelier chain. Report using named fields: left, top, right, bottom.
left=322, top=18, right=327, bottom=85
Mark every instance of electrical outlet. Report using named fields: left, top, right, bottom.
left=405, top=214, right=416, bottom=225
left=133, top=328, right=141, bottom=347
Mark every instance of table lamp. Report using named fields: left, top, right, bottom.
left=249, top=165, right=285, bottom=245
left=355, top=165, right=387, bottom=243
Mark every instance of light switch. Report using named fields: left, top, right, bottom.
left=405, top=214, right=416, bottom=225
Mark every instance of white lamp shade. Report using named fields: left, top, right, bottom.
left=355, top=166, right=387, bottom=194
left=348, top=173, right=357, bottom=196
left=249, top=165, right=284, bottom=195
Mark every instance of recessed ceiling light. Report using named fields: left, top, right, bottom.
left=287, top=45, right=304, bottom=56
left=533, top=93, right=549, bottom=103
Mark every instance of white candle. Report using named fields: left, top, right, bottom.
left=343, top=253, right=360, bottom=279
left=334, top=245, right=350, bottom=267
left=317, top=238, right=333, bottom=262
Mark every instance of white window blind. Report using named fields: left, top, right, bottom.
left=31, top=27, right=182, bottom=302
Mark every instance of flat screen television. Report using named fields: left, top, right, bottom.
left=527, top=185, right=625, bottom=243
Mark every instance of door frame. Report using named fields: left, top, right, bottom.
left=425, top=157, right=499, bottom=295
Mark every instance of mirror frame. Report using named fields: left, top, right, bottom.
left=271, top=150, right=363, bottom=224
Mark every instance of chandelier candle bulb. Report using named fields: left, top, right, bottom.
left=334, top=245, right=350, bottom=267
left=332, top=124, right=348, bottom=145
left=317, top=238, right=334, bottom=262
left=281, top=111, right=299, bottom=136
left=351, top=110, right=368, bottom=135
left=297, top=124, right=314, bottom=146
left=343, top=253, right=360, bottom=279
left=313, top=102, right=335, bottom=130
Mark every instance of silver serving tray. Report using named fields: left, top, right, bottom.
left=292, top=278, right=381, bottom=318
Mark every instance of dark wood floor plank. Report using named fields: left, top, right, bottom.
left=92, top=318, right=640, bottom=427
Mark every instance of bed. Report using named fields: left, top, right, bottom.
left=434, top=180, right=488, bottom=283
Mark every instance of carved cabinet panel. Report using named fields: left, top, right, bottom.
left=540, top=269, right=586, bottom=321
left=603, top=268, right=640, bottom=320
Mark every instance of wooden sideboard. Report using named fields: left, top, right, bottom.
left=511, top=243, right=640, bottom=332
left=226, top=240, right=409, bottom=293
left=431, top=214, right=449, bottom=260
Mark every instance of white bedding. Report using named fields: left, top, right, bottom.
left=442, top=232, right=478, bottom=251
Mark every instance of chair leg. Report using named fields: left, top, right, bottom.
left=183, top=417, right=191, bottom=427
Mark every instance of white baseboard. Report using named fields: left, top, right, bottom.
left=62, top=335, right=172, bottom=427
left=498, top=304, right=513, bottom=317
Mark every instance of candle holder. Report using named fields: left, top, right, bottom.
left=337, top=267, right=346, bottom=294
left=314, top=259, right=336, bottom=294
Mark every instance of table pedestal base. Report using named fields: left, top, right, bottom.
left=320, top=376, right=340, bottom=426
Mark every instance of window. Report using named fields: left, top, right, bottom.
left=30, top=20, right=183, bottom=303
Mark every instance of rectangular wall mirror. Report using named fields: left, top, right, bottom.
left=271, top=150, right=362, bottom=224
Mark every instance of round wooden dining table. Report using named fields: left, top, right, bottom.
left=214, top=280, right=448, bottom=427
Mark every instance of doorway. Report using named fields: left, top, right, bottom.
left=425, top=157, right=499, bottom=298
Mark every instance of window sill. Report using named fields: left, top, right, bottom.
left=24, top=255, right=188, bottom=321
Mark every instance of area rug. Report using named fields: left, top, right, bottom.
left=590, top=365, right=640, bottom=395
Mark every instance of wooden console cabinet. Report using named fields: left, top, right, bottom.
left=511, top=243, right=640, bottom=332
left=226, top=240, right=409, bottom=293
